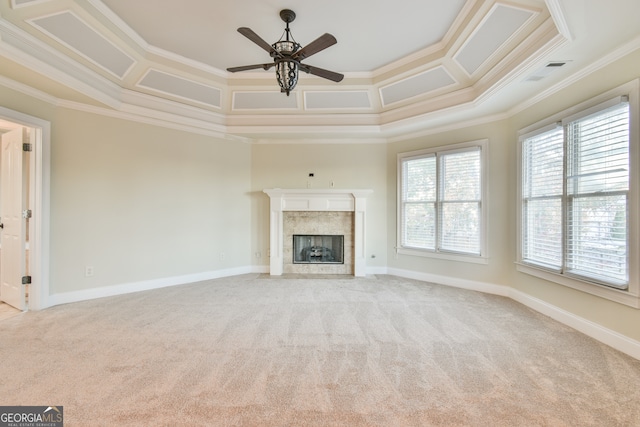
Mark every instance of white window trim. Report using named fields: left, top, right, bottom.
left=516, top=79, right=640, bottom=308
left=397, top=139, right=489, bottom=264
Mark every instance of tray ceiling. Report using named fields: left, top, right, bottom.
left=1, top=0, right=639, bottom=141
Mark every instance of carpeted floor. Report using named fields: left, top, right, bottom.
left=1, top=274, right=639, bottom=426
left=0, top=302, right=21, bottom=321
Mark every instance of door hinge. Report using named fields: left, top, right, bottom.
left=23, top=143, right=32, bottom=152
left=22, top=209, right=32, bottom=219
left=22, top=276, right=31, bottom=285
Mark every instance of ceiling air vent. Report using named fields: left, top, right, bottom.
left=525, top=61, right=569, bottom=82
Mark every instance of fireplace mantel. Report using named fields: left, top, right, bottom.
left=263, top=189, right=373, bottom=276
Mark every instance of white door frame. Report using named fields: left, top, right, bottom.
left=0, top=106, right=50, bottom=311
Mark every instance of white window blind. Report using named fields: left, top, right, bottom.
left=565, top=102, right=629, bottom=286
left=401, top=155, right=436, bottom=249
left=400, top=145, right=482, bottom=256
left=520, top=97, right=630, bottom=289
left=522, top=126, right=564, bottom=269
left=440, top=149, right=481, bottom=254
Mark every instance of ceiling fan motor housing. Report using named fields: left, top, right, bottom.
left=279, top=9, right=296, bottom=23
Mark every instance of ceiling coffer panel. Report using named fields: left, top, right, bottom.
left=137, top=70, right=222, bottom=109
left=29, top=11, right=135, bottom=79
left=454, top=4, right=535, bottom=76
left=11, top=0, right=50, bottom=8
left=380, top=66, right=456, bottom=106
left=233, top=92, right=299, bottom=110
left=305, top=91, right=371, bottom=110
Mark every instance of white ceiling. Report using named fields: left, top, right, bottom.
left=0, top=0, right=639, bottom=141
left=100, top=0, right=468, bottom=73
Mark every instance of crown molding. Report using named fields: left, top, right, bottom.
left=545, top=0, right=572, bottom=41
left=0, top=71, right=59, bottom=105
left=0, top=17, right=122, bottom=107
left=387, top=109, right=509, bottom=143
left=58, top=98, right=249, bottom=143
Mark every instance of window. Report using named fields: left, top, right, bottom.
left=520, top=93, right=636, bottom=296
left=398, top=140, right=487, bottom=261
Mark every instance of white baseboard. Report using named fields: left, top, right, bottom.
left=252, top=265, right=270, bottom=274
left=509, top=289, right=640, bottom=360
left=387, top=267, right=510, bottom=297
left=387, top=267, right=640, bottom=361
left=47, top=266, right=254, bottom=307
left=366, top=266, right=389, bottom=275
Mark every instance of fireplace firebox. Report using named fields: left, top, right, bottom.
left=293, top=235, right=344, bottom=264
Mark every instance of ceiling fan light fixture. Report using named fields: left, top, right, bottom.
left=273, top=40, right=300, bottom=55
left=227, top=9, right=343, bottom=95
left=276, top=60, right=299, bottom=96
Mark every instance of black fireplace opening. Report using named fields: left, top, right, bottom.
left=293, top=235, right=344, bottom=264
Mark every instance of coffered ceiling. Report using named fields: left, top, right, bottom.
left=0, top=0, right=639, bottom=142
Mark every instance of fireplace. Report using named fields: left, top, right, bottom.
left=293, top=235, right=344, bottom=264
left=284, top=211, right=352, bottom=274
left=263, top=189, right=372, bottom=276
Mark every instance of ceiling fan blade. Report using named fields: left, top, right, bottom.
left=299, top=64, right=344, bottom=82
left=293, top=33, right=337, bottom=61
left=237, top=27, right=280, bottom=57
left=227, top=63, right=275, bottom=73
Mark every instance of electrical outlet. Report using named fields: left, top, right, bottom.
left=219, top=252, right=225, bottom=260
left=85, top=266, right=94, bottom=277
left=330, top=180, right=335, bottom=188
left=255, top=251, right=261, bottom=259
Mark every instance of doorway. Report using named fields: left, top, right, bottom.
left=0, top=107, right=50, bottom=311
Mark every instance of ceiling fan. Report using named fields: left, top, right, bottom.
left=226, top=9, right=344, bottom=96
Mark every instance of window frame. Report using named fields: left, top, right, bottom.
left=397, top=139, right=489, bottom=264
left=517, top=80, right=640, bottom=308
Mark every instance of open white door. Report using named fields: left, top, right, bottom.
left=1, top=127, right=27, bottom=310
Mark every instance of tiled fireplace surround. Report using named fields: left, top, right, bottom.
left=263, top=189, right=373, bottom=276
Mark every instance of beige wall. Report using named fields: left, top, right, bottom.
left=386, top=120, right=515, bottom=287
left=251, top=143, right=388, bottom=270
left=48, top=109, right=252, bottom=293
left=507, top=49, right=640, bottom=341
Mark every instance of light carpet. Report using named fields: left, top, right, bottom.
left=1, top=274, right=639, bottom=426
